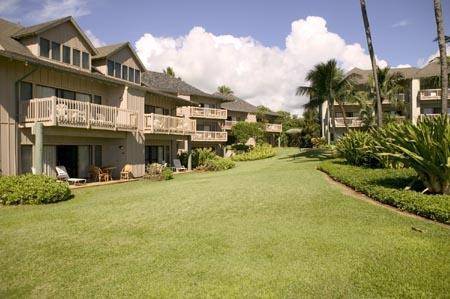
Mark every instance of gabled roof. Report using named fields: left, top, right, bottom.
left=12, top=16, right=98, bottom=54
left=346, top=66, right=420, bottom=84
left=0, top=18, right=34, bottom=58
left=142, top=71, right=228, bottom=101
left=93, top=42, right=146, bottom=71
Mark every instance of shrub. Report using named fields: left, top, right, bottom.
left=231, top=143, right=250, bottom=154
left=144, top=163, right=173, bottom=181
left=0, top=174, right=72, bottom=205
left=379, top=115, right=450, bottom=194
left=311, top=137, right=327, bottom=148
left=232, top=144, right=276, bottom=161
left=203, top=157, right=235, bottom=171
left=162, top=168, right=174, bottom=180
left=231, top=121, right=265, bottom=144
left=335, top=130, right=380, bottom=167
left=318, top=160, right=450, bottom=224
left=196, top=148, right=217, bottom=166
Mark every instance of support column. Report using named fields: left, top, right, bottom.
left=33, top=122, right=43, bottom=174
left=186, top=139, right=192, bottom=171
left=411, top=79, right=421, bottom=124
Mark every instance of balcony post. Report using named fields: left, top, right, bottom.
left=411, top=79, right=420, bottom=124
left=114, top=107, right=118, bottom=131
left=33, top=122, right=44, bottom=175
left=51, top=96, right=57, bottom=125
left=86, top=102, right=91, bottom=129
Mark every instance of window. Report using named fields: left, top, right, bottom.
left=145, top=105, right=155, bottom=114
left=51, top=41, right=60, bottom=61
left=20, top=82, right=33, bottom=101
left=93, top=95, right=102, bottom=104
left=36, top=85, right=56, bottom=98
left=58, top=89, right=75, bottom=100
left=72, top=49, right=80, bottom=66
left=20, top=145, right=33, bottom=174
left=82, top=52, right=90, bottom=69
left=155, top=107, right=164, bottom=115
left=135, top=69, right=141, bottom=84
left=107, top=60, right=114, bottom=76
left=122, top=65, right=128, bottom=80
left=128, top=67, right=135, bottom=82
left=93, top=145, right=102, bottom=167
left=39, top=38, right=50, bottom=58
left=114, top=62, right=121, bottom=78
left=76, top=92, right=91, bottom=102
left=63, top=46, right=71, bottom=64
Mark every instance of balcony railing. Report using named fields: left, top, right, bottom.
left=21, top=97, right=138, bottom=131
left=419, top=89, right=450, bottom=101
left=191, top=131, right=228, bottom=142
left=334, top=117, right=363, bottom=128
left=176, top=106, right=227, bottom=119
left=265, top=123, right=282, bottom=133
left=222, top=120, right=238, bottom=130
left=143, top=113, right=196, bottom=135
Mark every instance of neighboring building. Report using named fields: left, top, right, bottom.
left=320, top=60, right=450, bottom=138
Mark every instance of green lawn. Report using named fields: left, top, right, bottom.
left=1, top=148, right=449, bottom=297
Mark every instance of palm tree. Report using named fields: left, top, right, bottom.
left=359, top=0, right=383, bottom=126
left=217, top=85, right=234, bottom=95
left=433, top=0, right=448, bottom=115
left=297, top=59, right=353, bottom=142
left=368, top=67, right=406, bottom=115
left=163, top=67, right=176, bottom=78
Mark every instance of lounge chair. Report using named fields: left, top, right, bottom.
left=120, top=164, right=133, bottom=180
left=55, top=166, right=86, bottom=185
left=172, top=159, right=187, bottom=172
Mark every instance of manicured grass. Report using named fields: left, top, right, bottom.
left=1, top=148, right=449, bottom=297
left=319, top=159, right=450, bottom=224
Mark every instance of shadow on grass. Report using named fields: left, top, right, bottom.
left=280, top=148, right=335, bottom=163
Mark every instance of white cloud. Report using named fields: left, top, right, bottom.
left=392, top=20, right=411, bottom=28
left=85, top=29, right=105, bottom=47
left=417, top=44, right=450, bottom=66
left=394, top=64, right=412, bottom=68
left=136, top=16, right=388, bottom=114
left=0, top=0, right=20, bottom=15
left=26, top=0, right=90, bottom=23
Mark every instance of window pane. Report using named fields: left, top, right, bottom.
left=135, top=69, right=141, bottom=84
left=39, top=38, right=50, bottom=58
left=59, top=89, right=75, bottom=100
left=51, top=42, right=60, bottom=61
left=128, top=67, right=134, bottom=82
left=114, top=62, right=121, bottom=78
left=155, top=107, right=164, bottom=115
left=122, top=65, right=128, bottom=80
left=93, top=95, right=102, bottom=104
left=73, top=49, right=80, bottom=66
left=20, top=145, right=33, bottom=174
left=36, top=85, right=56, bottom=98
left=63, top=46, right=71, bottom=63
left=20, top=82, right=33, bottom=101
left=107, top=60, right=114, bottom=76
left=94, top=145, right=102, bottom=167
left=75, top=92, right=91, bottom=102
left=82, top=52, right=90, bottom=69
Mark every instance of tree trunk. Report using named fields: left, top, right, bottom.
left=360, top=0, right=383, bottom=127
left=337, top=100, right=349, bottom=130
left=433, top=0, right=448, bottom=115
left=329, top=100, right=337, bottom=141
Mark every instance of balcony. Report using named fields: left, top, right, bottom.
left=265, top=123, right=282, bottom=133
left=21, top=97, right=138, bottom=131
left=222, top=120, right=238, bottom=130
left=176, top=106, right=227, bottom=119
left=419, top=89, right=450, bottom=101
left=144, top=113, right=196, bottom=135
left=191, top=131, right=228, bottom=142
left=334, top=117, right=363, bottom=128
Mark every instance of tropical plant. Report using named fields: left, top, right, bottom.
left=298, top=108, right=321, bottom=147
left=336, top=130, right=380, bottom=167
left=368, top=67, right=406, bottom=115
left=433, top=0, right=448, bottom=115
left=379, top=115, right=450, bottom=194
left=256, top=105, right=272, bottom=123
left=231, top=121, right=265, bottom=144
left=163, top=66, right=176, bottom=78
left=217, top=85, right=233, bottom=95
left=359, top=0, right=383, bottom=126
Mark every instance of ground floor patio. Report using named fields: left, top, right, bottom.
left=0, top=148, right=448, bottom=297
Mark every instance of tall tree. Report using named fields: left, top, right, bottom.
left=360, top=0, right=383, bottom=126
left=217, top=85, right=234, bottom=95
left=433, top=0, right=448, bottom=115
left=163, top=67, right=176, bottom=78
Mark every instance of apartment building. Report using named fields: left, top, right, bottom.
left=320, top=60, right=450, bottom=138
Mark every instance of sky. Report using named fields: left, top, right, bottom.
left=1, top=0, right=449, bottom=114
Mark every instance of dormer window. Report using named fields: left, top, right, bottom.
left=128, top=67, right=135, bottom=82
left=51, top=42, right=61, bottom=61
left=107, top=60, right=114, bottom=76
left=82, top=52, right=90, bottom=70
left=72, top=49, right=80, bottom=66
left=135, top=69, right=141, bottom=84
left=63, top=46, right=71, bottom=64
left=114, top=62, right=121, bottom=78
left=39, top=38, right=50, bottom=58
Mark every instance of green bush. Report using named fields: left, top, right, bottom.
left=196, top=148, right=217, bottom=166
left=311, top=137, right=327, bottom=148
left=162, top=168, right=174, bottom=180
left=0, top=174, right=72, bottom=205
left=144, top=163, right=173, bottom=181
left=231, top=121, right=265, bottom=144
left=336, top=130, right=380, bottom=167
left=203, top=157, right=235, bottom=171
left=318, top=160, right=450, bottom=224
left=231, top=144, right=276, bottom=161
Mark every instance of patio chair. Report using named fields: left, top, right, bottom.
left=172, top=159, right=187, bottom=172
left=89, top=166, right=110, bottom=182
left=120, top=164, right=133, bottom=180
left=55, top=166, right=86, bottom=185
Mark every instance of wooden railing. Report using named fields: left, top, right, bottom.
left=419, top=88, right=450, bottom=101
left=143, top=113, right=196, bottom=135
left=334, top=117, right=363, bottom=128
left=176, top=106, right=227, bottom=119
left=21, top=97, right=138, bottom=131
left=191, top=131, right=228, bottom=142
left=222, top=120, right=238, bottom=130
left=265, top=123, right=282, bottom=132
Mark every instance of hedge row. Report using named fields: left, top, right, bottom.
left=318, top=160, right=450, bottom=224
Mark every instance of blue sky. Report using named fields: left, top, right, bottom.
left=1, top=0, right=449, bottom=113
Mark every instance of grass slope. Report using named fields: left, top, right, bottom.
left=0, top=148, right=449, bottom=297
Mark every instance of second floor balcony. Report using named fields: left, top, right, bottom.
left=143, top=113, right=196, bottom=135
left=334, top=117, right=363, bottom=128
left=191, top=131, right=228, bottom=142
left=21, top=97, right=138, bottom=131
left=419, top=88, right=450, bottom=101
left=176, top=106, right=227, bottom=119
left=265, top=123, right=282, bottom=133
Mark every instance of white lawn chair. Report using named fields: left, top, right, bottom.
left=172, top=159, right=187, bottom=172
left=55, top=166, right=86, bottom=185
